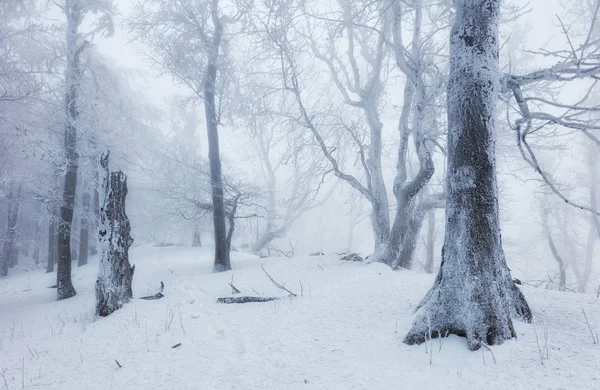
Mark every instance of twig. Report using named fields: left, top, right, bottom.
left=582, top=309, right=598, bottom=344
left=261, top=264, right=297, bottom=297
left=145, top=323, right=149, bottom=352
left=251, top=288, right=260, bottom=295
left=228, top=276, right=241, bottom=295
left=115, top=360, right=122, bottom=368
left=0, top=368, right=8, bottom=390
left=317, top=264, right=324, bottom=271
left=481, top=344, right=497, bottom=364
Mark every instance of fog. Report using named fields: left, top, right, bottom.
left=1, top=0, right=598, bottom=291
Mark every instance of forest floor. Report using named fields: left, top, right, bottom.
left=0, top=245, right=599, bottom=389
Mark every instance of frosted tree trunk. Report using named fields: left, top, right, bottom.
left=204, top=11, right=230, bottom=273
left=404, top=0, right=531, bottom=350
left=46, top=205, right=58, bottom=273
left=57, top=6, right=83, bottom=300
left=78, top=190, right=90, bottom=266
left=90, top=172, right=100, bottom=256
left=424, top=209, right=436, bottom=274
left=95, top=153, right=134, bottom=317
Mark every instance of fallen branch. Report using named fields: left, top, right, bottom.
left=216, top=296, right=278, bottom=304
left=582, top=309, right=598, bottom=344
left=261, top=264, right=297, bottom=297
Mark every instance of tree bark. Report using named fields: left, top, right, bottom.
left=204, top=5, right=230, bottom=273
left=33, top=202, right=42, bottom=265
left=46, top=204, right=57, bottom=273
left=90, top=170, right=100, bottom=256
left=404, top=0, right=531, bottom=350
left=57, top=6, right=83, bottom=300
left=78, top=190, right=90, bottom=266
left=96, top=152, right=135, bottom=317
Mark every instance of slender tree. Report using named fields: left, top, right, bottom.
left=56, top=0, right=114, bottom=300
left=404, top=0, right=532, bottom=350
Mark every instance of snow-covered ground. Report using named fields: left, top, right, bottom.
left=0, top=246, right=599, bottom=389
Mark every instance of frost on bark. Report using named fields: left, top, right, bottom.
left=404, top=0, right=532, bottom=350
left=95, top=152, right=134, bottom=317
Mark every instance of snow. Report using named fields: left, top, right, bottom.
left=1, top=246, right=599, bottom=389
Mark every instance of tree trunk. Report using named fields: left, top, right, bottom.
left=541, top=207, right=567, bottom=291
left=226, top=195, right=241, bottom=253
left=204, top=16, right=230, bottom=272
left=78, top=190, right=90, bottom=266
left=1, top=184, right=20, bottom=276
left=90, top=169, right=100, bottom=256
left=192, top=225, right=202, bottom=247
left=7, top=184, right=21, bottom=269
left=396, top=204, right=428, bottom=269
left=96, top=152, right=135, bottom=317
left=57, top=10, right=82, bottom=300
left=32, top=202, right=42, bottom=265
left=46, top=205, right=57, bottom=273
left=424, top=209, right=436, bottom=274
left=404, top=0, right=531, bottom=350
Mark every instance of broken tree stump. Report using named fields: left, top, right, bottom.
left=95, top=151, right=135, bottom=317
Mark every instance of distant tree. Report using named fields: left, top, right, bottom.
left=129, top=0, right=252, bottom=272
left=0, top=183, right=21, bottom=276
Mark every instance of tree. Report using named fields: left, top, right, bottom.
left=129, top=0, right=251, bottom=272
left=0, top=182, right=21, bottom=276
left=255, top=0, right=446, bottom=267
left=404, top=0, right=532, bottom=350
left=56, top=0, right=115, bottom=300
left=95, top=152, right=134, bottom=317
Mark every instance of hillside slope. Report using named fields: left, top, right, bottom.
left=1, top=246, right=598, bottom=389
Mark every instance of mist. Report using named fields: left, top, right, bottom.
left=1, top=0, right=599, bottom=388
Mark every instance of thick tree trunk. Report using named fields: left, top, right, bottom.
left=78, top=191, right=90, bottom=266
left=404, top=0, right=531, bottom=350
left=204, top=18, right=230, bottom=272
left=96, top=153, right=135, bottom=317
